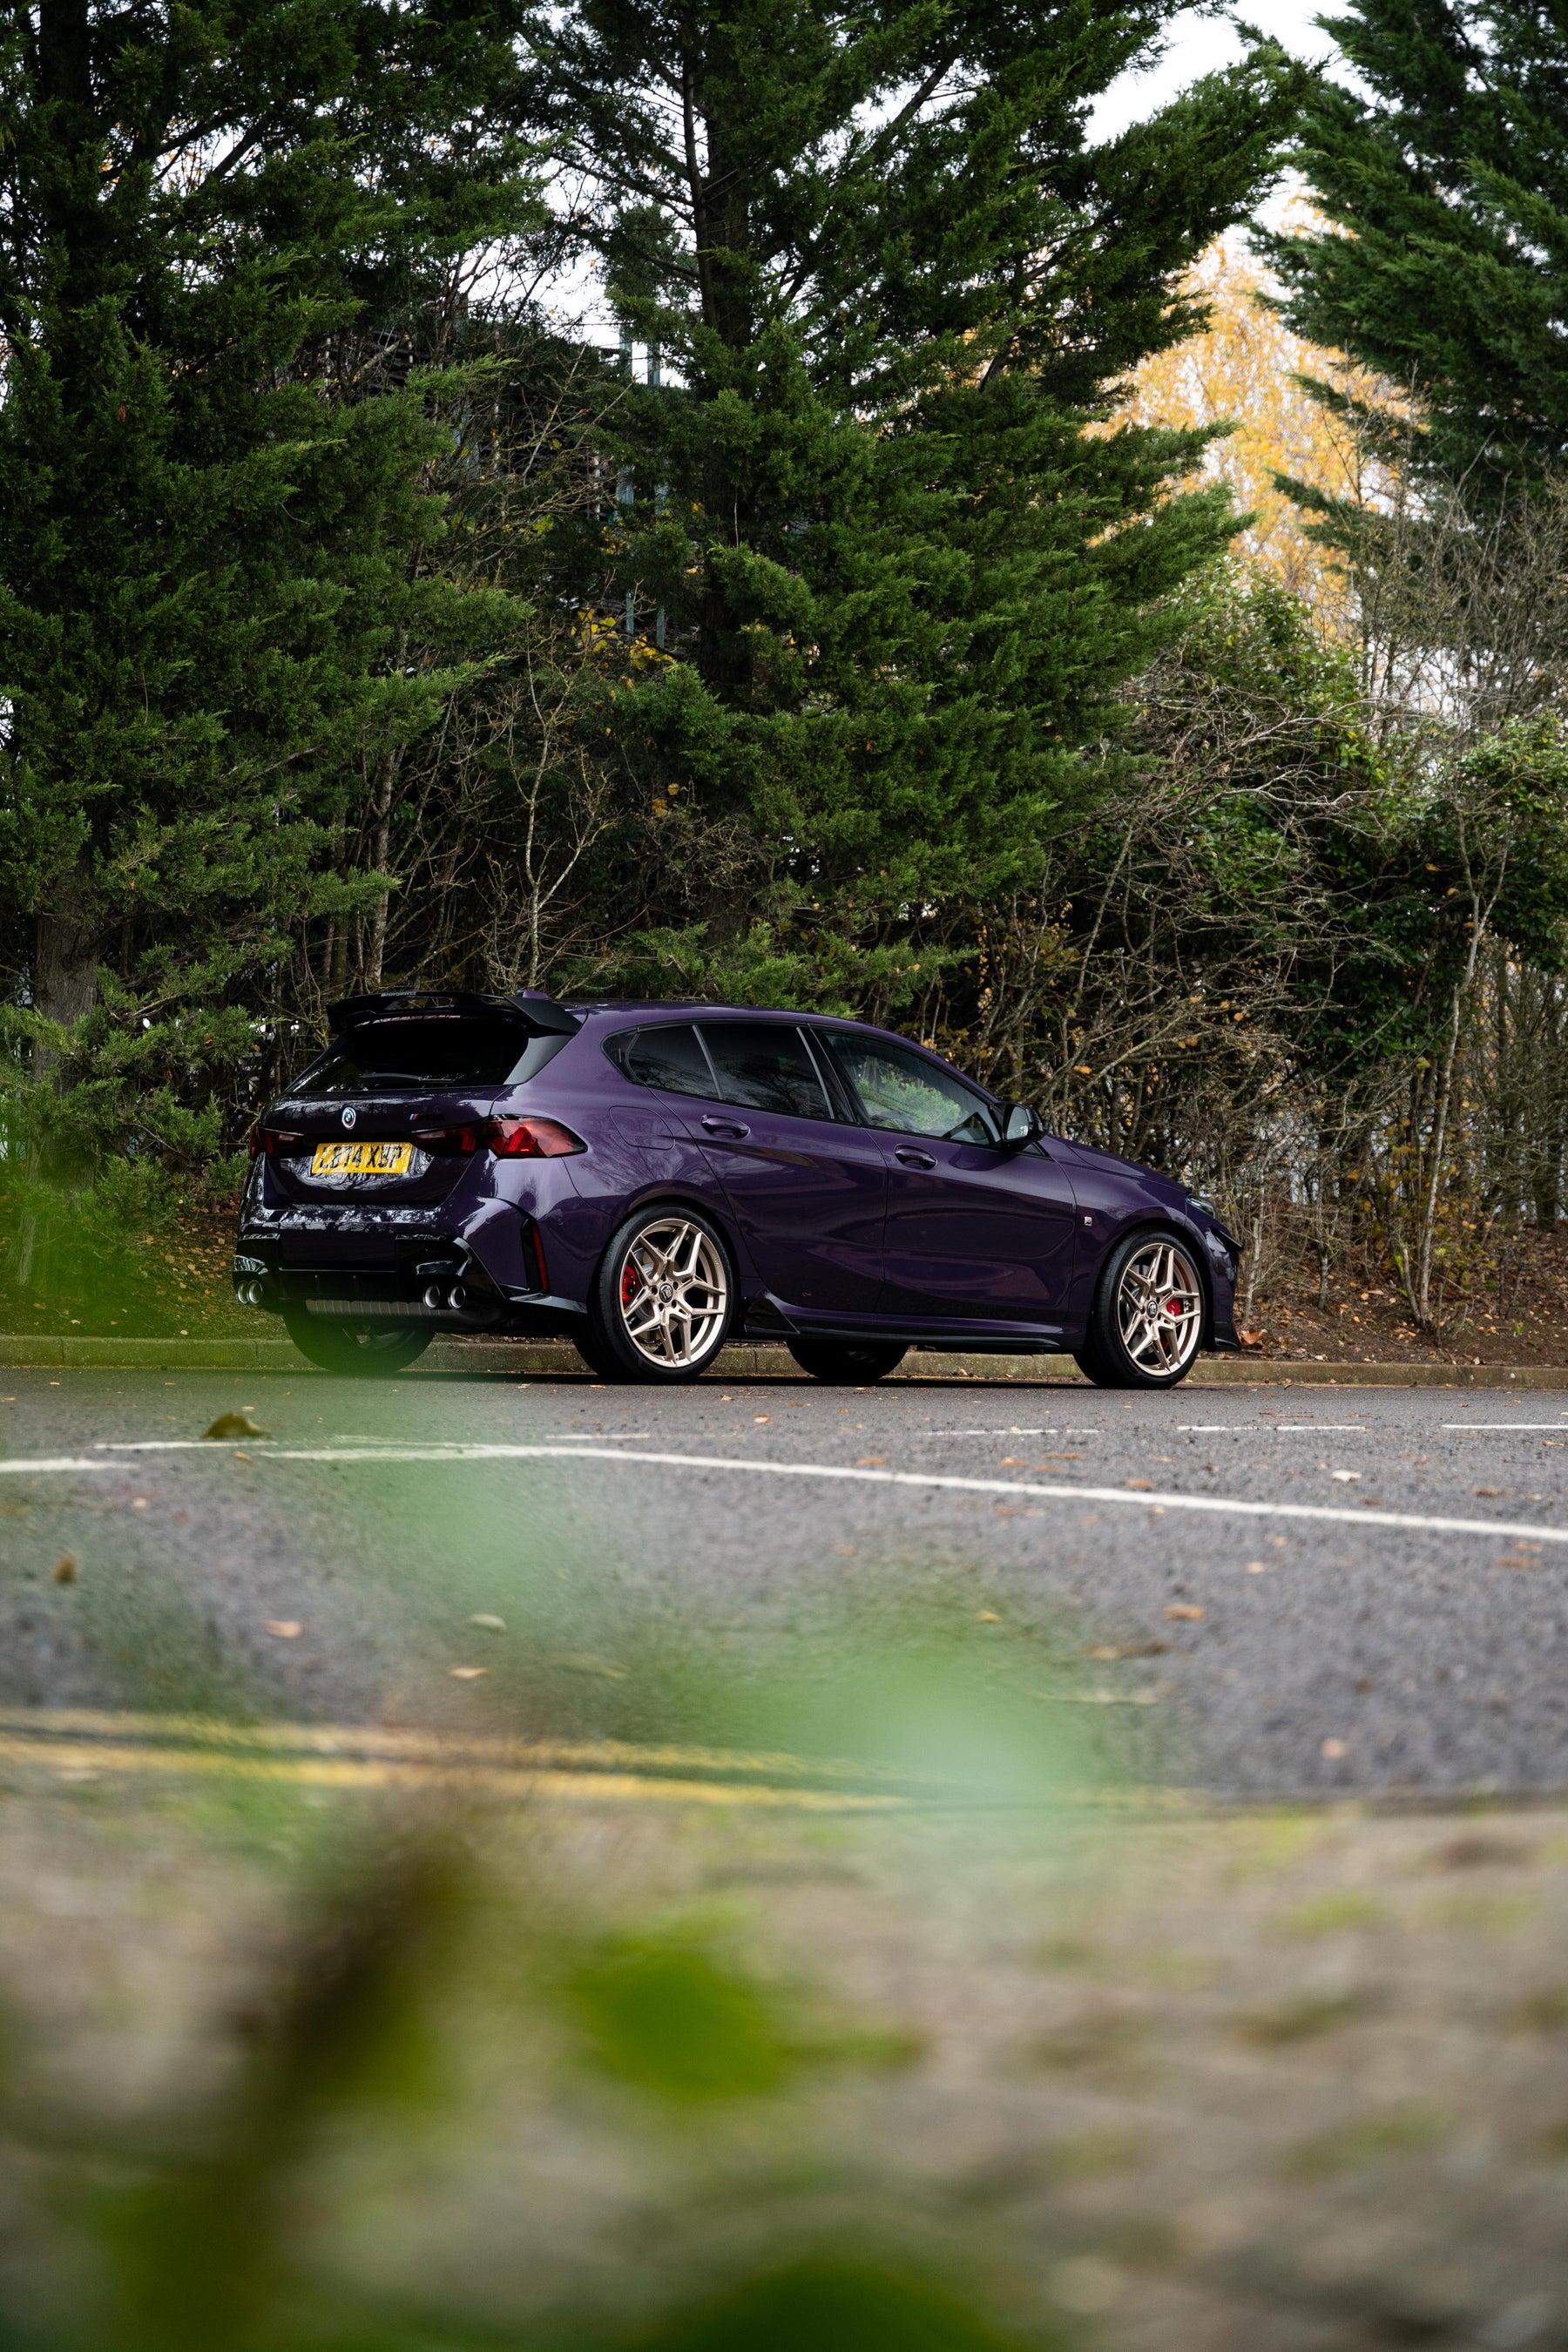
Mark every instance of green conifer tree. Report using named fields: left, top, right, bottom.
left=1267, top=1, right=1568, bottom=498
left=0, top=0, right=535, bottom=1140
left=531, top=0, right=1306, bottom=1004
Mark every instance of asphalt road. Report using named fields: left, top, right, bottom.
left=3, top=1364, right=1568, bottom=1797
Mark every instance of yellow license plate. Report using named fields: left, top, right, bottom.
left=309, top=1141, right=414, bottom=1178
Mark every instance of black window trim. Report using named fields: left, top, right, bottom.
left=607, top=1013, right=1020, bottom=1146
left=797, top=1024, right=863, bottom=1125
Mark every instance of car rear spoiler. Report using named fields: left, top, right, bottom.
left=326, top=990, right=581, bottom=1038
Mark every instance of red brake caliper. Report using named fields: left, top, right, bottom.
left=621, top=1260, right=643, bottom=1309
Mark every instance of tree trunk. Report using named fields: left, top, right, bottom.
left=33, top=863, right=97, bottom=1073
left=364, top=750, right=400, bottom=990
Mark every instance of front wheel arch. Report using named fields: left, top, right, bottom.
left=1087, top=1218, right=1215, bottom=1344
left=1078, top=1222, right=1211, bottom=1389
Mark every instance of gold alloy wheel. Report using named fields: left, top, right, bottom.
left=616, top=1216, right=729, bottom=1369
left=1114, top=1236, right=1204, bottom=1376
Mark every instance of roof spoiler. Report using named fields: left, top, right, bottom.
left=326, top=989, right=580, bottom=1039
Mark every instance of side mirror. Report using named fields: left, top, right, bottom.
left=1001, top=1102, right=1044, bottom=1150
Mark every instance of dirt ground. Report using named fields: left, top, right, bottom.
left=3, top=1765, right=1568, bottom=2351
left=1235, top=1226, right=1568, bottom=1369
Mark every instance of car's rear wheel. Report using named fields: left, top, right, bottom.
left=282, top=1309, right=433, bottom=1377
left=787, top=1339, right=908, bottom=1384
left=582, top=1206, right=733, bottom=1383
left=1076, top=1231, right=1205, bottom=1389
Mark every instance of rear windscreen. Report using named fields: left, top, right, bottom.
left=300, top=1016, right=537, bottom=1093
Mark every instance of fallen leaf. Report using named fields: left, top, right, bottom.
left=754, top=1415, right=770, bottom=1423
left=265, top=1621, right=303, bottom=1639
left=1245, top=1561, right=1268, bottom=1573
left=1000, top=1456, right=1027, bottom=1466
left=132, top=1497, right=148, bottom=1510
left=1240, top=1328, right=1267, bottom=1347
left=469, top=1613, right=506, bottom=1632
left=1330, top=1470, right=1361, bottom=1483
left=975, top=1609, right=1001, bottom=1622
left=52, top=1555, right=77, bottom=1585
left=233, top=1450, right=251, bottom=1462
left=1475, top=1488, right=1507, bottom=1498
left=449, top=1666, right=488, bottom=1680
left=554, top=1652, right=629, bottom=1680
left=204, top=1412, right=267, bottom=1441
left=855, top=1456, right=888, bottom=1466
left=1125, top=1477, right=1154, bottom=1491
left=1165, top=1603, right=1205, bottom=1622
left=1084, top=1639, right=1169, bottom=1659
left=1321, top=1737, right=1348, bottom=1760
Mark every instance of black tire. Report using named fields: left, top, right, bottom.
left=282, top=1308, right=433, bottom=1378
left=1075, top=1229, right=1206, bottom=1390
left=787, top=1338, right=908, bottom=1384
left=585, top=1204, right=734, bottom=1384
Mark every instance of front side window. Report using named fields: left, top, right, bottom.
left=698, top=1022, right=831, bottom=1119
left=821, top=1034, right=999, bottom=1144
left=605, top=1024, right=718, bottom=1098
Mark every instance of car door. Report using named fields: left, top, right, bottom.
left=690, top=1020, right=886, bottom=1312
left=817, top=1031, right=1079, bottom=1329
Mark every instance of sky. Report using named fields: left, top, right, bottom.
left=558, top=2, right=1348, bottom=347
left=1091, top=0, right=1342, bottom=140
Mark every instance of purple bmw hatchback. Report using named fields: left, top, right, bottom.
left=233, top=990, right=1242, bottom=1388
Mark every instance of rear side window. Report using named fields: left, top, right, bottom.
left=699, top=1022, right=830, bottom=1120
left=606, top=1024, right=718, bottom=1098
left=301, top=1015, right=534, bottom=1093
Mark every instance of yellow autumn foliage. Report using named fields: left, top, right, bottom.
left=1115, top=226, right=1388, bottom=629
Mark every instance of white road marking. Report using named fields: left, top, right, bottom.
left=1443, top=1424, right=1568, bottom=1432
left=916, top=1427, right=1089, bottom=1438
left=0, top=1457, right=116, bottom=1477
left=13, top=1439, right=1568, bottom=1548
left=1179, top=1424, right=1367, bottom=1433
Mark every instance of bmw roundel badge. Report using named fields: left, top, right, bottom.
left=341, top=1105, right=357, bottom=1129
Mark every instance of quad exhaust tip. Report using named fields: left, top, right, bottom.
left=422, top=1281, right=470, bottom=1314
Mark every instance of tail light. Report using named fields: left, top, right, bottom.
left=411, top=1125, right=482, bottom=1155
left=250, top=1128, right=304, bottom=1157
left=486, top=1117, right=584, bottom=1157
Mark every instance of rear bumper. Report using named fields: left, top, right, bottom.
left=233, top=1221, right=588, bottom=1338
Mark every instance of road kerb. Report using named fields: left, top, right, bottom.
left=2, top=1334, right=1565, bottom=1387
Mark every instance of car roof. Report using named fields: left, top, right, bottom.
left=571, top=999, right=882, bottom=1032
left=569, top=1001, right=1002, bottom=1098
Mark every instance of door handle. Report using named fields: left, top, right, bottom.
left=700, top=1115, right=749, bottom=1139
left=893, top=1146, right=936, bottom=1169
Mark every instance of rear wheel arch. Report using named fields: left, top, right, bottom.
left=622, top=1180, right=754, bottom=1292
left=581, top=1199, right=740, bottom=1383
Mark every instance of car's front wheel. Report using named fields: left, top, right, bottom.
left=581, top=1206, right=733, bottom=1383
left=787, top=1338, right=908, bottom=1384
left=282, top=1309, right=433, bottom=1377
left=1076, top=1231, right=1205, bottom=1389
